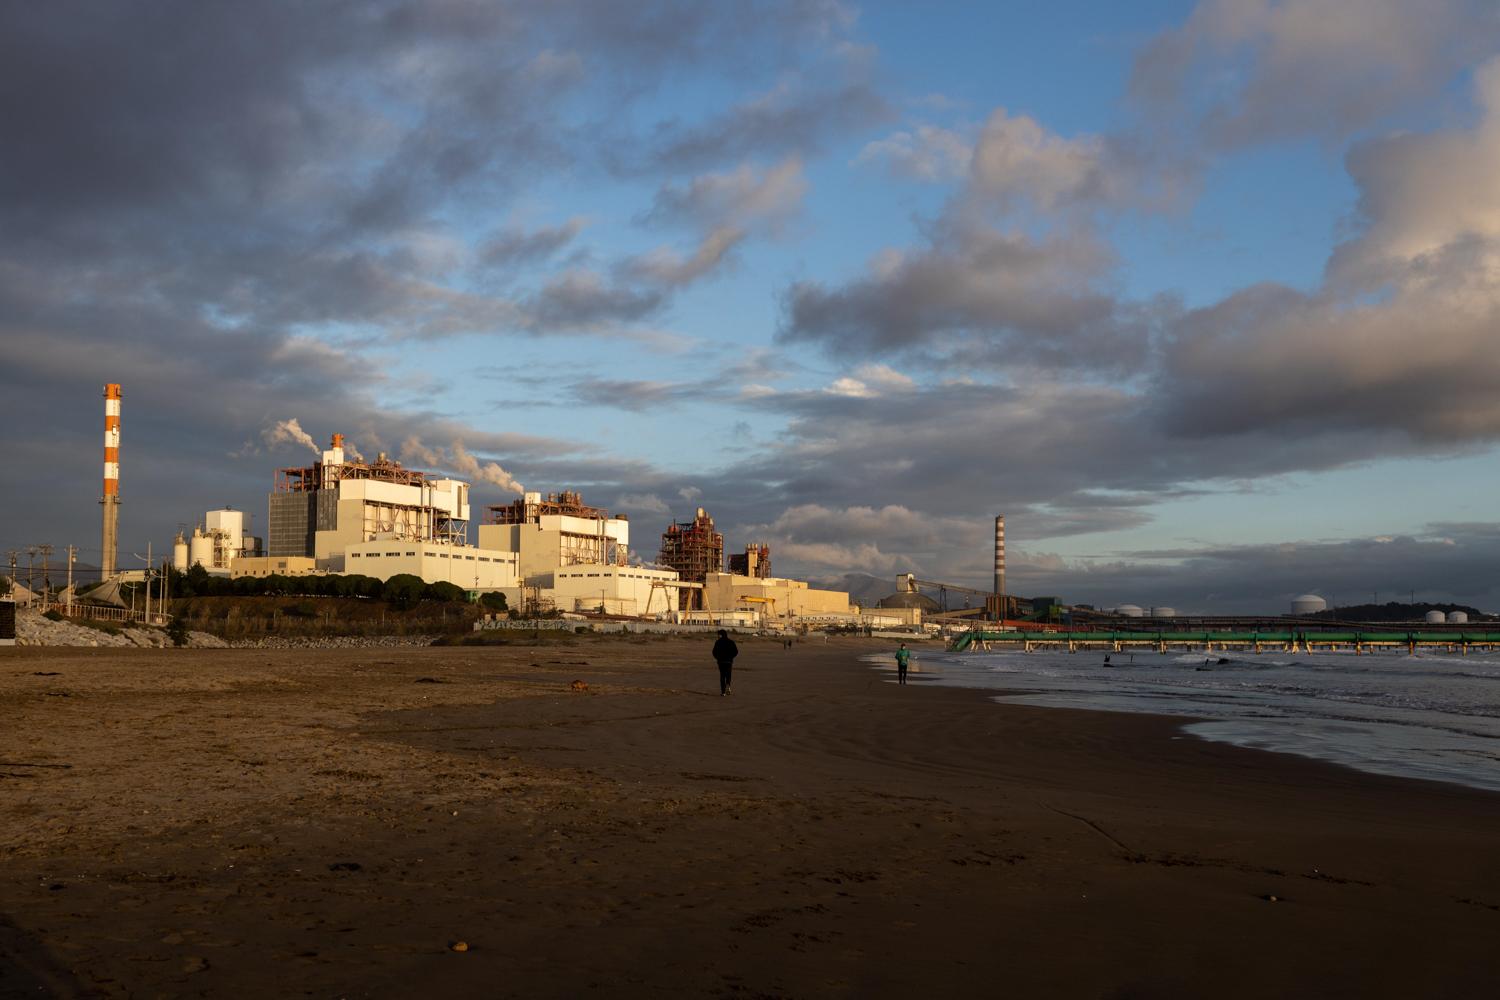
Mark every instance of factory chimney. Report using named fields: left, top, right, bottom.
left=993, top=514, right=1005, bottom=618
left=100, top=383, right=121, bottom=579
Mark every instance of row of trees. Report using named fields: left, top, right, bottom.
left=164, top=565, right=505, bottom=610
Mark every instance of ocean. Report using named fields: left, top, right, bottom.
left=870, top=645, right=1500, bottom=794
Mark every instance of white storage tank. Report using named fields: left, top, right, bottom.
left=1448, top=611, right=1469, bottom=624
left=1115, top=603, right=1144, bottom=618
left=1151, top=607, right=1177, bottom=618
left=172, top=531, right=189, bottom=572
left=1290, top=594, right=1327, bottom=616
left=1424, top=610, right=1447, bottom=624
left=188, top=527, right=213, bottom=569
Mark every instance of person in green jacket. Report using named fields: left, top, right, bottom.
left=895, top=643, right=911, bottom=685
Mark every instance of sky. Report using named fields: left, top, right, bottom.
left=3, top=0, right=1500, bottom=614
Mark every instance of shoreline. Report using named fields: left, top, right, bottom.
left=4, top=637, right=1500, bottom=997
left=888, top=645, right=1500, bottom=798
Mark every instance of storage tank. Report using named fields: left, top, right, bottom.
left=172, top=531, right=189, bottom=572
left=1290, top=594, right=1327, bottom=616
left=1115, top=604, right=1144, bottom=618
left=1151, top=607, right=1177, bottom=618
left=188, top=527, right=213, bottom=569
left=1424, top=610, right=1447, bottom=624
left=1448, top=611, right=1469, bottom=624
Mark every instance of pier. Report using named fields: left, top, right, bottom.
left=950, top=629, right=1500, bottom=655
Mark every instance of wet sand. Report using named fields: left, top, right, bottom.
left=3, top=636, right=1499, bottom=998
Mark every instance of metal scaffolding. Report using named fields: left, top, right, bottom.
left=659, top=507, right=723, bottom=610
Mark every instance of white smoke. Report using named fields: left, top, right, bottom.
left=449, top=442, right=525, bottom=495
left=263, top=418, right=320, bottom=455
left=342, top=439, right=366, bottom=463
left=400, top=436, right=524, bottom=495
left=399, top=435, right=443, bottom=466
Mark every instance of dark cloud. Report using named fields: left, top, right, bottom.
left=1016, top=524, right=1500, bottom=615
left=780, top=223, right=1150, bottom=371
left=480, top=218, right=588, bottom=269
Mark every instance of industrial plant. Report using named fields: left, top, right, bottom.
left=130, top=407, right=873, bottom=627
left=17, top=382, right=1479, bottom=641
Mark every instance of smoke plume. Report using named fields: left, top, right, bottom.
left=400, top=436, right=524, bottom=495
left=263, top=418, right=320, bottom=455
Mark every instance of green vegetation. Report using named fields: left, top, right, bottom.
left=43, top=609, right=64, bottom=622
left=166, top=616, right=190, bottom=647
left=479, top=590, right=508, bottom=612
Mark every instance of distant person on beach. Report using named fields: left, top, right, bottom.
left=713, top=629, right=738, bottom=696
left=895, top=643, right=911, bottom=685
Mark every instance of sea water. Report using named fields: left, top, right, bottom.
left=869, top=647, right=1500, bottom=794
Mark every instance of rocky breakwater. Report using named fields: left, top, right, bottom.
left=228, top=634, right=440, bottom=649
left=10, top=609, right=227, bottom=648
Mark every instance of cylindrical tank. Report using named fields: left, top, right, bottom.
left=1115, top=603, right=1144, bottom=618
left=1290, top=594, right=1327, bottom=615
left=1424, top=610, right=1447, bottom=624
left=172, top=532, right=189, bottom=572
left=188, top=527, right=213, bottom=569
left=1448, top=611, right=1469, bottom=624
left=1151, top=607, right=1177, bottom=618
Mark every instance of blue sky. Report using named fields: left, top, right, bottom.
left=3, top=1, right=1500, bottom=613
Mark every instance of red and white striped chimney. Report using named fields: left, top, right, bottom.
left=100, top=383, right=121, bottom=579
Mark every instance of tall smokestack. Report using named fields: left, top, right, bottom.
left=993, top=514, right=1005, bottom=613
left=100, top=383, right=121, bottom=579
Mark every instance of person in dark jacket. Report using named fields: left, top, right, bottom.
left=712, top=629, right=738, bottom=696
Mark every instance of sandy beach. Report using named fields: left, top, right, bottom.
left=3, top=635, right=1499, bottom=998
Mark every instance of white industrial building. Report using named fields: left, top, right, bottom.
left=342, top=539, right=518, bottom=591
left=476, top=491, right=686, bottom=615
left=173, top=507, right=261, bottom=576
left=263, top=435, right=498, bottom=590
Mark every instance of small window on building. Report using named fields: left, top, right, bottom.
left=406, top=552, right=416, bottom=556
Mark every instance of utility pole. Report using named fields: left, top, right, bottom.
left=39, top=544, right=53, bottom=606
left=6, top=551, right=16, bottom=603
left=66, top=545, right=76, bottom=613
left=144, top=542, right=152, bottom=625
left=26, top=546, right=37, bottom=607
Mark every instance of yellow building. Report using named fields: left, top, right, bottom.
left=701, top=572, right=853, bottom=623
left=231, top=556, right=319, bottom=579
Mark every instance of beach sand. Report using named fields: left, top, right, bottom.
left=3, top=636, right=1498, bottom=998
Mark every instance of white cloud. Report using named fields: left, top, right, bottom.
left=855, top=124, right=971, bottom=181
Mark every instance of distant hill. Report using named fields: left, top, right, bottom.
left=1314, top=601, right=1492, bottom=623
left=809, top=572, right=892, bottom=607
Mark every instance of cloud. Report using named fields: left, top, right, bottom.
left=480, top=218, right=588, bottom=269
left=567, top=377, right=712, bottom=411
left=1153, top=60, right=1500, bottom=446
left=781, top=222, right=1143, bottom=369
left=645, top=156, right=809, bottom=233
left=619, top=226, right=745, bottom=286
left=614, top=493, right=672, bottom=516
left=1016, top=523, right=1500, bottom=615
left=1129, top=0, right=1499, bottom=147
left=855, top=124, right=971, bottom=181
left=639, top=78, right=891, bottom=171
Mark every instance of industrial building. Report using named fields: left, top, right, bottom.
left=172, top=507, right=261, bottom=576
left=658, top=508, right=723, bottom=610
left=253, top=434, right=518, bottom=593
left=476, top=490, right=680, bottom=613
left=701, top=571, right=855, bottom=624
left=269, top=435, right=471, bottom=562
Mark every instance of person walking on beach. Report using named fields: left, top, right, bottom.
left=895, top=642, right=911, bottom=685
left=713, top=629, right=739, bottom=696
